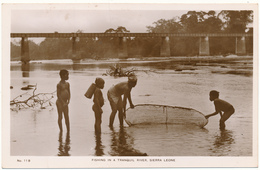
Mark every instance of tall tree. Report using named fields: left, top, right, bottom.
left=180, top=11, right=223, bottom=33
left=147, top=18, right=182, bottom=33
left=218, top=10, right=253, bottom=33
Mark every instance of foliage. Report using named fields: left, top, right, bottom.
left=147, top=18, right=182, bottom=33
left=11, top=42, right=21, bottom=61
left=218, top=10, right=253, bottom=33
left=96, top=26, right=131, bottom=58
left=105, top=64, right=136, bottom=77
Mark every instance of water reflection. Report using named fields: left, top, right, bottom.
left=94, top=132, right=104, bottom=156
left=72, top=64, right=82, bottom=71
left=109, top=127, right=147, bottom=156
left=12, top=60, right=194, bottom=73
left=212, top=130, right=234, bottom=155
left=57, top=132, right=71, bottom=156
left=21, top=63, right=30, bottom=77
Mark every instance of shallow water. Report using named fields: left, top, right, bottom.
left=10, top=58, right=253, bottom=156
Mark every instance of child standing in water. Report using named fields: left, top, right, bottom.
left=205, top=90, right=235, bottom=130
left=56, top=69, right=71, bottom=132
left=107, top=75, right=137, bottom=128
left=92, top=78, right=105, bottom=134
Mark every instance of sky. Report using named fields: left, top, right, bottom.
left=9, top=2, right=257, bottom=34
left=10, top=4, right=193, bottom=44
left=7, top=3, right=257, bottom=44
left=9, top=5, right=192, bottom=43
left=11, top=10, right=188, bottom=33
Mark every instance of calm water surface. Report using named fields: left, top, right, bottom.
left=10, top=58, right=253, bottom=156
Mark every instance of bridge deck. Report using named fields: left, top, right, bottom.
left=11, top=33, right=253, bottom=38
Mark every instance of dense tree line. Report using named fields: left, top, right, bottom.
left=11, top=10, right=253, bottom=61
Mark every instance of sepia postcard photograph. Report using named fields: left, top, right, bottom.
left=1, top=1, right=258, bottom=169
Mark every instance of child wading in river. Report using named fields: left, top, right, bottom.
left=205, top=90, right=235, bottom=130
left=56, top=69, right=71, bottom=132
left=107, top=75, right=137, bottom=128
left=92, top=78, right=105, bottom=134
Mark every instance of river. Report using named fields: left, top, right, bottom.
left=10, top=57, right=254, bottom=157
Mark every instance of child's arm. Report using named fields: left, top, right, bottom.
left=205, top=111, right=219, bottom=119
left=127, top=88, right=134, bottom=108
left=122, top=89, right=134, bottom=118
left=67, top=83, right=71, bottom=104
left=205, top=101, right=222, bottom=119
left=122, top=93, right=127, bottom=118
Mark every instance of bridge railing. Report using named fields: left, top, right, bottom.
left=11, top=33, right=253, bottom=38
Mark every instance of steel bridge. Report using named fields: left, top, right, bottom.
left=11, top=32, right=253, bottom=63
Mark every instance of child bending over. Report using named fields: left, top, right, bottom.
left=205, top=90, right=235, bottom=130
left=107, top=75, right=137, bottom=127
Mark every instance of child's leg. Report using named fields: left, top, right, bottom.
left=118, top=109, right=124, bottom=126
left=108, top=92, right=118, bottom=127
left=109, top=102, right=117, bottom=127
left=94, top=110, right=102, bottom=133
left=117, top=98, right=124, bottom=126
left=219, top=109, right=234, bottom=130
left=56, top=101, right=63, bottom=131
left=63, top=105, right=70, bottom=132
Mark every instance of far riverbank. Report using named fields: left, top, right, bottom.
left=12, top=55, right=253, bottom=65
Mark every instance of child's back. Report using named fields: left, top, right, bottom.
left=93, top=87, right=104, bottom=111
left=213, top=98, right=234, bottom=113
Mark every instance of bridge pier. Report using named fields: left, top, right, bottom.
left=199, top=36, right=210, bottom=56
left=72, top=37, right=81, bottom=63
left=21, top=37, right=30, bottom=64
left=118, top=37, right=128, bottom=58
left=160, top=37, right=170, bottom=57
left=21, top=63, right=30, bottom=77
left=236, top=36, right=246, bottom=55
left=72, top=37, right=76, bottom=57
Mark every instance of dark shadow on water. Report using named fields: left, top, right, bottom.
left=211, top=129, right=234, bottom=156
left=94, top=132, right=104, bottom=156
left=57, top=131, right=71, bottom=156
left=21, top=63, right=30, bottom=77
left=72, top=64, right=82, bottom=71
left=214, top=129, right=234, bottom=147
left=109, top=127, right=147, bottom=156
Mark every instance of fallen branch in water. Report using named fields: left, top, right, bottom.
left=10, top=85, right=56, bottom=111
left=104, top=64, right=136, bottom=77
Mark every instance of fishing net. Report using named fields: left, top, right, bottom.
left=125, top=104, right=208, bottom=128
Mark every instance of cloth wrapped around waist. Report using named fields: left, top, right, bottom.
left=107, top=87, right=121, bottom=104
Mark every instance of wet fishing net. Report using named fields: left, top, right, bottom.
left=125, top=104, right=208, bottom=128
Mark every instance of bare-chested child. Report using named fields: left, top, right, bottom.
left=56, top=69, right=71, bottom=132
left=92, top=78, right=105, bottom=134
left=205, top=90, right=235, bottom=130
left=107, top=75, right=137, bottom=127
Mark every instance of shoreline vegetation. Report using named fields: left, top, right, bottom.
left=11, top=55, right=253, bottom=64
left=11, top=55, right=253, bottom=77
